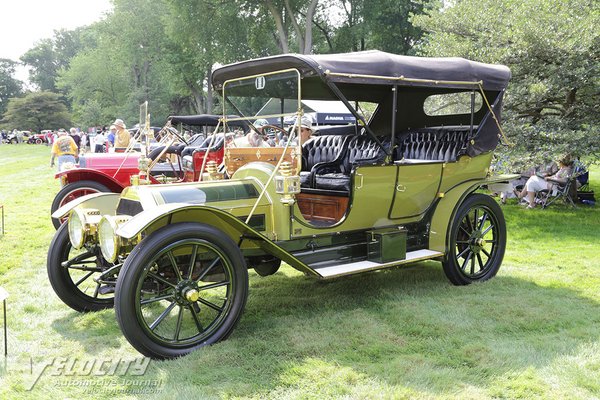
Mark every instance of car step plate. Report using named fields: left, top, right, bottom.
left=315, top=249, right=443, bottom=279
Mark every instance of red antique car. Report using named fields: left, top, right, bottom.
left=50, top=114, right=248, bottom=228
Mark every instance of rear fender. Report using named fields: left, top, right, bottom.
left=429, top=174, right=518, bottom=252
left=51, top=192, right=121, bottom=220
left=116, top=204, right=314, bottom=275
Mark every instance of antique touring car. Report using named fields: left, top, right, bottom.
left=48, top=50, right=516, bottom=359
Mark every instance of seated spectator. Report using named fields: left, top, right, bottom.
left=516, top=154, right=573, bottom=209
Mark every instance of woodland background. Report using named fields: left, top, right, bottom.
left=0, top=0, right=598, bottom=167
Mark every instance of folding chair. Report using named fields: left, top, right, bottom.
left=535, top=174, right=579, bottom=208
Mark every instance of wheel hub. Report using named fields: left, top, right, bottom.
left=175, top=280, right=200, bottom=305
left=468, top=231, right=485, bottom=254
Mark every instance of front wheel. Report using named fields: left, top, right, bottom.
left=115, top=223, right=249, bottom=359
left=442, top=193, right=506, bottom=285
left=51, top=180, right=111, bottom=229
left=47, top=223, right=117, bottom=311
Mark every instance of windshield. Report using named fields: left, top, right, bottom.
left=223, top=69, right=301, bottom=128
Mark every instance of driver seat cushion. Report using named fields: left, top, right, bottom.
left=313, top=136, right=387, bottom=192
left=300, top=135, right=348, bottom=187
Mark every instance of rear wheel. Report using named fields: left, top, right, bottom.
left=51, top=180, right=111, bottom=229
left=115, top=223, right=248, bottom=359
left=442, top=193, right=506, bottom=285
left=35, top=138, right=43, bottom=144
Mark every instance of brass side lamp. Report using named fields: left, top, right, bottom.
left=275, top=161, right=300, bottom=205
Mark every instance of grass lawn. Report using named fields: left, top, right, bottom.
left=0, top=144, right=599, bottom=399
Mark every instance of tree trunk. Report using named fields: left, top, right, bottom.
left=284, top=0, right=304, bottom=52
left=303, top=0, right=318, bottom=54
left=206, top=68, right=213, bottom=114
left=265, top=0, right=289, bottom=53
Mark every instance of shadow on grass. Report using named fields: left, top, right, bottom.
left=67, top=260, right=598, bottom=398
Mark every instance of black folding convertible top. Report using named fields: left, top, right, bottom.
left=168, top=114, right=249, bottom=128
left=212, top=50, right=511, bottom=92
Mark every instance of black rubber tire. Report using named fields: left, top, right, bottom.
left=35, top=138, right=43, bottom=144
left=51, top=180, right=111, bottom=229
left=115, top=222, right=249, bottom=359
left=47, top=223, right=115, bottom=312
left=442, top=193, right=506, bottom=285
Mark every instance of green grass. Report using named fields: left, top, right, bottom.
left=0, top=144, right=599, bottom=399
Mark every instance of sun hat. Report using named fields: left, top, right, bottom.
left=113, top=119, right=126, bottom=129
left=297, top=116, right=313, bottom=130
left=254, top=119, right=269, bottom=128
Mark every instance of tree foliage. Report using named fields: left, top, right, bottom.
left=20, top=28, right=92, bottom=92
left=413, top=0, right=600, bottom=166
left=1, top=92, right=71, bottom=132
left=0, top=59, right=23, bottom=117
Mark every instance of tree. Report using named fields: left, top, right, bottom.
left=0, top=59, right=23, bottom=117
left=20, top=27, right=91, bottom=92
left=2, top=92, right=71, bottom=132
left=412, top=0, right=600, bottom=166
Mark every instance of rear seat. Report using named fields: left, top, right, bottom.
left=395, top=129, right=470, bottom=162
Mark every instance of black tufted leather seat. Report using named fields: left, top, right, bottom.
left=300, top=135, right=348, bottom=187
left=313, top=136, right=387, bottom=192
left=396, top=129, right=469, bottom=162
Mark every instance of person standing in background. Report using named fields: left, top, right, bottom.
left=107, top=125, right=116, bottom=148
left=69, top=128, right=81, bottom=153
left=50, top=130, right=78, bottom=170
left=94, top=130, right=106, bottom=153
left=113, top=119, right=130, bottom=150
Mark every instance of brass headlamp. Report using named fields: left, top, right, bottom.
left=68, top=208, right=102, bottom=249
left=98, top=215, right=132, bottom=263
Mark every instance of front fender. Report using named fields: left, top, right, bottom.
left=429, top=174, right=518, bottom=253
left=116, top=203, right=315, bottom=276
left=51, top=192, right=121, bottom=220
left=55, top=168, right=127, bottom=193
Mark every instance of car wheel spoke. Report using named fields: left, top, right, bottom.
left=461, top=251, right=473, bottom=270
left=147, top=272, right=177, bottom=288
left=167, top=251, right=183, bottom=280
left=140, top=292, right=175, bottom=305
left=195, top=258, right=221, bottom=282
left=197, top=297, right=224, bottom=312
left=198, top=281, right=229, bottom=291
left=149, top=301, right=177, bottom=331
left=187, top=245, right=198, bottom=280
left=174, top=306, right=184, bottom=341
left=482, top=224, right=494, bottom=236
left=478, top=211, right=488, bottom=230
left=188, top=304, right=204, bottom=332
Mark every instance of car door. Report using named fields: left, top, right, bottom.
left=389, top=161, right=443, bottom=219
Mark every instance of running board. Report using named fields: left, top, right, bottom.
left=313, top=249, right=443, bottom=279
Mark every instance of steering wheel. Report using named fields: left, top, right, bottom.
left=162, top=126, right=188, bottom=145
left=260, top=125, right=289, bottom=144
